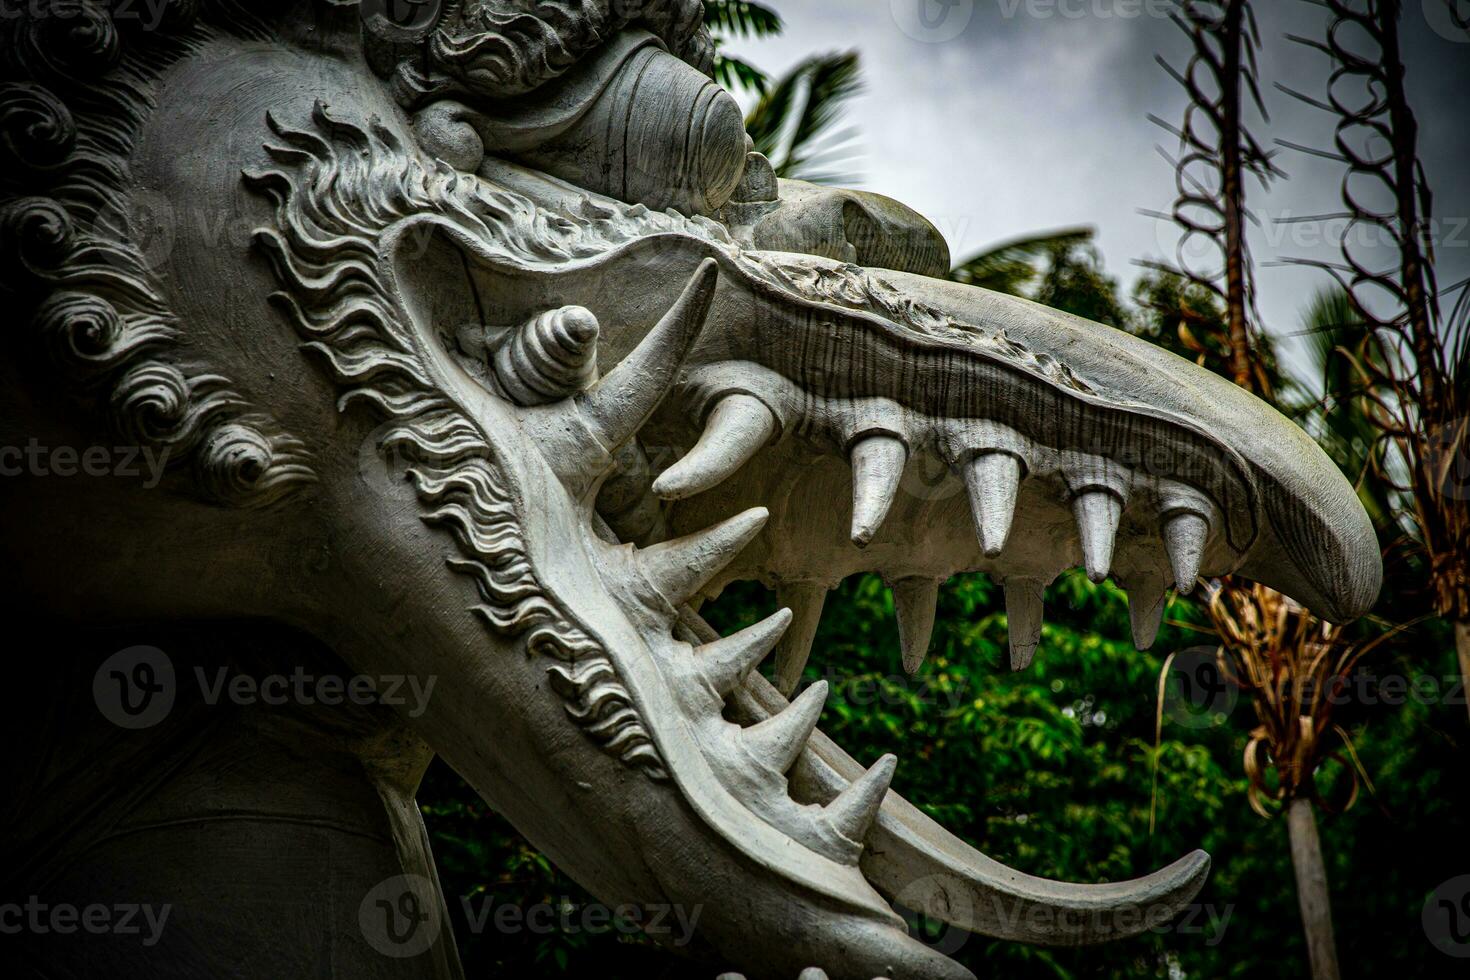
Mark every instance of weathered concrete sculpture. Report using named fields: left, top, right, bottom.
left=0, top=3, right=1381, bottom=978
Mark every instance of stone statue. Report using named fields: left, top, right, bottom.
left=0, top=3, right=1380, bottom=978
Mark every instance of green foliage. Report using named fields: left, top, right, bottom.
left=949, top=229, right=1128, bottom=328
left=703, top=0, right=865, bottom=183
left=745, top=51, right=864, bottom=184
left=424, top=566, right=1464, bottom=979
left=705, top=1, right=782, bottom=95
left=703, top=0, right=782, bottom=39
left=949, top=227, right=1096, bottom=296
left=1294, top=286, right=1405, bottom=539
left=413, top=12, right=1467, bottom=977
left=1033, top=242, right=1130, bottom=328
left=710, top=51, right=770, bottom=95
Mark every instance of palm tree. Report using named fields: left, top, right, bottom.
left=1278, top=0, right=1469, bottom=722
left=704, top=2, right=865, bottom=186
left=948, top=227, right=1095, bottom=296
left=743, top=51, right=864, bottom=184
left=704, top=0, right=783, bottom=95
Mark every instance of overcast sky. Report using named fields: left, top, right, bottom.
left=724, top=0, right=1470, bottom=379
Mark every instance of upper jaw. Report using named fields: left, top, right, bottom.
left=429, top=235, right=1367, bottom=973
left=267, top=101, right=1377, bottom=972
left=647, top=256, right=1381, bottom=626
left=450, top=224, right=1380, bottom=625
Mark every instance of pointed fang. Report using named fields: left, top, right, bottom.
left=635, top=506, right=767, bottom=608
left=652, top=393, right=777, bottom=500
left=850, top=435, right=906, bottom=547
left=965, top=452, right=1022, bottom=558
left=1163, top=510, right=1209, bottom=594
left=743, top=679, right=828, bottom=774
left=699, top=608, right=792, bottom=695
left=1128, top=575, right=1168, bottom=651
left=774, top=582, right=826, bottom=697
left=579, top=258, right=718, bottom=453
left=892, top=577, right=939, bottom=675
left=1005, top=577, right=1044, bottom=671
left=1073, top=489, right=1123, bottom=583
left=825, top=753, right=897, bottom=848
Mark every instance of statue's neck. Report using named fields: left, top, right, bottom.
left=2, top=621, right=462, bottom=980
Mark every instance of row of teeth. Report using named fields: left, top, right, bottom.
left=651, top=385, right=1218, bottom=690
left=500, top=261, right=896, bottom=864
left=625, top=505, right=896, bottom=863
left=502, top=259, right=1220, bottom=868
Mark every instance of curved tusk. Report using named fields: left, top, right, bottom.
left=578, top=258, right=719, bottom=454
left=734, top=667, right=1211, bottom=946
left=653, top=392, right=778, bottom=499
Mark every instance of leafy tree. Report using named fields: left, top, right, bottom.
left=743, top=50, right=864, bottom=184
left=704, top=2, right=865, bottom=185
left=949, top=227, right=1094, bottom=297
left=703, top=0, right=782, bottom=95
left=1032, top=240, right=1130, bottom=329
left=411, top=6, right=1470, bottom=979
left=949, top=227, right=1129, bottom=327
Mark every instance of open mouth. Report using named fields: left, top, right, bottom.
left=253, top=106, right=1379, bottom=978
left=429, top=239, right=1374, bottom=975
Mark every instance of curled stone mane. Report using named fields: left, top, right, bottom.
left=0, top=0, right=314, bottom=508
left=374, top=0, right=714, bottom=106
left=247, top=103, right=670, bottom=778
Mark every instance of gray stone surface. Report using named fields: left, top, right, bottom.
left=0, top=3, right=1380, bottom=978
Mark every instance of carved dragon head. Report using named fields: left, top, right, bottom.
left=0, top=2, right=1381, bottom=977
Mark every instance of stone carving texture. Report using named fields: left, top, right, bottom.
left=0, top=3, right=1382, bottom=979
